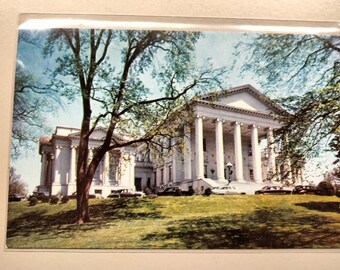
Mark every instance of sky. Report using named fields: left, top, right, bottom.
left=11, top=28, right=337, bottom=193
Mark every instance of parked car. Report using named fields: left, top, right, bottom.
left=8, top=194, right=25, bottom=202
left=29, top=191, right=50, bottom=201
left=69, top=192, right=97, bottom=199
left=255, top=186, right=292, bottom=195
left=107, top=189, right=145, bottom=198
left=157, top=186, right=193, bottom=196
left=292, top=185, right=319, bottom=195
left=211, top=186, right=246, bottom=195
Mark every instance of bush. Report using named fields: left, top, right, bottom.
left=50, top=196, right=59, bottom=204
left=204, top=188, right=212, bottom=196
left=29, top=197, right=38, bottom=206
left=175, top=188, right=182, bottom=196
left=317, top=181, right=335, bottom=196
left=41, top=196, right=49, bottom=203
left=335, top=189, right=340, bottom=198
left=61, top=196, right=69, bottom=204
left=188, top=187, right=195, bottom=196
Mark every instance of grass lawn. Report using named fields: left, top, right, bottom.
left=6, top=195, right=340, bottom=249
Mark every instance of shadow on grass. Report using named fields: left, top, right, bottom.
left=7, top=198, right=165, bottom=240
left=142, top=207, right=340, bottom=249
left=295, top=201, right=340, bottom=213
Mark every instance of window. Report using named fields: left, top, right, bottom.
left=249, top=169, right=254, bottom=181
left=94, top=189, right=102, bottom=195
left=93, top=161, right=101, bottom=180
left=204, top=165, right=207, bottom=178
left=248, top=144, right=252, bottom=156
left=153, top=171, right=157, bottom=186
left=168, top=165, right=172, bottom=182
left=161, top=168, right=164, bottom=184
left=203, top=138, right=206, bottom=151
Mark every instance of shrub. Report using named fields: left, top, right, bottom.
left=41, top=196, right=49, bottom=203
left=204, top=188, right=212, bottom=196
left=317, top=181, right=335, bottom=196
left=50, top=196, right=59, bottom=204
left=335, top=188, right=340, bottom=198
left=29, top=197, right=38, bottom=206
left=188, top=187, right=195, bottom=196
left=61, top=196, right=69, bottom=204
left=175, top=188, right=182, bottom=196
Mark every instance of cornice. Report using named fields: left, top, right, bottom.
left=195, top=100, right=277, bottom=120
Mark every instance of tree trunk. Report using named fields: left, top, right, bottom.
left=76, top=93, right=92, bottom=224
left=76, top=175, right=92, bottom=223
left=76, top=154, right=105, bottom=223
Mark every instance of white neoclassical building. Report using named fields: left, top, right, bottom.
left=38, top=85, right=304, bottom=196
left=38, top=127, right=150, bottom=197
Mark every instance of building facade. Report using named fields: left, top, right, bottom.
left=38, top=127, right=142, bottom=197
left=38, top=85, right=304, bottom=196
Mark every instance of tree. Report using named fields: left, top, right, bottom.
left=327, top=165, right=340, bottom=179
left=317, top=180, right=335, bottom=196
left=12, top=33, right=61, bottom=159
left=9, top=167, right=28, bottom=195
left=235, top=33, right=340, bottom=166
left=43, top=29, right=225, bottom=223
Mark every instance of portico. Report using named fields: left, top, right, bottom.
left=188, top=115, right=278, bottom=184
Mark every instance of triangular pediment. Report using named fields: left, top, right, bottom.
left=68, top=127, right=125, bottom=142
left=88, top=128, right=108, bottom=140
left=216, top=93, right=274, bottom=113
left=200, top=85, right=284, bottom=114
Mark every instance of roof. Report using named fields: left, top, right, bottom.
left=198, top=84, right=286, bottom=115
left=52, top=126, right=127, bottom=144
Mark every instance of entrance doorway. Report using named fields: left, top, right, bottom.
left=135, top=178, right=142, bottom=191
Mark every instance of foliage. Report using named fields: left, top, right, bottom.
left=50, top=196, right=59, bottom=204
left=236, top=33, right=340, bottom=165
left=39, top=195, right=49, bottom=203
left=28, top=197, right=38, bottom=206
left=325, top=164, right=340, bottom=183
left=61, top=196, right=70, bottom=204
left=335, top=188, right=340, bottom=198
left=12, top=32, right=61, bottom=159
left=317, top=180, right=335, bottom=196
left=8, top=167, right=28, bottom=195
left=42, top=28, right=226, bottom=223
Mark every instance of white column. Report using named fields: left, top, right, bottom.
left=285, top=158, right=293, bottom=183
left=53, top=146, right=62, bottom=184
left=195, top=116, right=204, bottom=179
left=300, top=166, right=305, bottom=184
left=183, top=126, right=192, bottom=181
left=129, top=153, right=135, bottom=190
left=103, top=152, right=110, bottom=184
left=295, top=167, right=302, bottom=184
left=120, top=151, right=135, bottom=189
left=234, top=122, right=244, bottom=182
left=40, top=152, right=47, bottom=186
left=69, top=146, right=76, bottom=184
left=266, top=128, right=277, bottom=181
left=119, top=151, right=128, bottom=187
left=88, top=148, right=93, bottom=165
left=284, top=134, right=293, bottom=183
left=277, top=163, right=281, bottom=182
left=251, top=125, right=262, bottom=183
left=172, top=153, right=177, bottom=183
left=215, top=119, right=225, bottom=180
